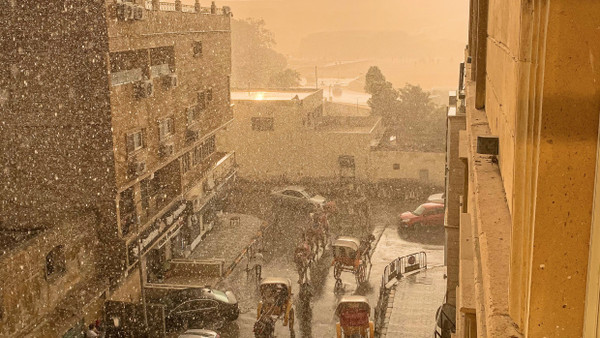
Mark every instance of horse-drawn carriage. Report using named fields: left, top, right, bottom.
left=332, top=236, right=373, bottom=288
left=335, top=296, right=375, bottom=338
left=254, top=278, right=295, bottom=338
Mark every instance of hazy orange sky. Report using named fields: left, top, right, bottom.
left=219, top=0, right=469, bottom=56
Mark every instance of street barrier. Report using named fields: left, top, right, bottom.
left=374, top=251, right=428, bottom=336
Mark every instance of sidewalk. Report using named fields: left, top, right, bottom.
left=384, top=266, right=447, bottom=337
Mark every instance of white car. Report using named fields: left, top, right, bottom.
left=427, top=192, right=445, bottom=204
left=270, top=186, right=327, bottom=210
left=178, top=329, right=219, bottom=338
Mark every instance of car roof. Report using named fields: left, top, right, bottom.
left=166, top=287, right=227, bottom=305
left=280, top=186, right=305, bottom=192
left=178, top=329, right=218, bottom=337
left=421, top=202, right=444, bottom=209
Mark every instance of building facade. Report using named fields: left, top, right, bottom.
left=220, top=89, right=444, bottom=185
left=448, top=1, right=600, bottom=337
left=0, top=1, right=234, bottom=336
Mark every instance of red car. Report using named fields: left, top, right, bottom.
left=400, top=203, right=445, bottom=228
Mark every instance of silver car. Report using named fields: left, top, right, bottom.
left=178, top=329, right=219, bottom=338
left=271, top=186, right=326, bottom=210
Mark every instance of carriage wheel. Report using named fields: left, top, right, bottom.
left=356, top=263, right=366, bottom=284
left=288, top=308, right=295, bottom=337
left=334, top=262, right=342, bottom=279
left=334, top=277, right=343, bottom=293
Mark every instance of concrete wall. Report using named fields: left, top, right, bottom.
left=445, top=113, right=466, bottom=308
left=0, top=215, right=102, bottom=337
left=0, top=0, right=117, bottom=229
left=369, top=150, right=445, bottom=186
left=456, top=0, right=600, bottom=336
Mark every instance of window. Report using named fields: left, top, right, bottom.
left=338, top=155, right=355, bottom=168
left=206, top=88, right=213, bottom=102
left=393, top=163, right=400, bottom=170
left=159, top=117, right=174, bottom=141
left=193, top=145, right=202, bottom=166
left=198, top=91, right=207, bottom=110
left=251, top=117, right=274, bottom=131
left=126, top=130, right=144, bottom=153
left=149, top=46, right=175, bottom=78
left=119, top=187, right=136, bottom=236
left=187, top=105, right=204, bottom=125
left=193, top=41, right=203, bottom=57
left=191, top=136, right=216, bottom=166
left=46, top=245, right=66, bottom=280
left=110, top=50, right=145, bottom=86
left=181, top=152, right=191, bottom=173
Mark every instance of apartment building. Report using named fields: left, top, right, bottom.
left=0, top=1, right=234, bottom=336
left=446, top=1, right=600, bottom=337
left=219, top=89, right=382, bottom=181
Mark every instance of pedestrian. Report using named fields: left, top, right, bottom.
left=86, top=324, right=99, bottom=338
left=248, top=248, right=264, bottom=281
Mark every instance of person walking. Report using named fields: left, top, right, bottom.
left=248, top=248, right=264, bottom=281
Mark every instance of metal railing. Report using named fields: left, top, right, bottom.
left=374, top=251, right=428, bottom=336
left=140, top=1, right=229, bottom=15
left=158, top=1, right=176, bottom=11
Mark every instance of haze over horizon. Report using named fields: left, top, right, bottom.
left=219, top=0, right=469, bottom=89
left=219, top=0, right=468, bottom=56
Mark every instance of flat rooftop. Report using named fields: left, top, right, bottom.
left=316, top=116, right=381, bottom=134
left=231, top=90, right=318, bottom=101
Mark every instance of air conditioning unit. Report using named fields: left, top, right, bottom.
left=128, top=160, right=147, bottom=177
left=159, top=142, right=175, bottom=158
left=163, top=74, right=178, bottom=89
left=133, top=5, right=145, bottom=20
left=134, top=80, right=153, bottom=99
left=116, top=3, right=135, bottom=21
left=186, top=129, right=200, bottom=143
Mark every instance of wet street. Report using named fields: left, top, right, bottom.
left=210, top=188, right=445, bottom=338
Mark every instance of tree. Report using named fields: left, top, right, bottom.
left=364, top=66, right=387, bottom=95
left=365, top=66, right=399, bottom=124
left=268, top=69, right=301, bottom=88
left=231, top=19, right=288, bottom=88
left=397, top=84, right=435, bottom=118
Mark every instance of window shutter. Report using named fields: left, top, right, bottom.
left=141, top=128, right=146, bottom=148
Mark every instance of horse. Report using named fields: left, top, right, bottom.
left=294, top=242, right=312, bottom=284
left=253, top=315, right=275, bottom=338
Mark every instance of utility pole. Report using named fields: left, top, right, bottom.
left=315, top=66, right=318, bottom=89
left=137, top=239, right=149, bottom=332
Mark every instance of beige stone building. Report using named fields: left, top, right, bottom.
left=0, top=1, right=234, bottom=336
left=447, top=1, right=600, bottom=337
left=219, top=89, right=445, bottom=185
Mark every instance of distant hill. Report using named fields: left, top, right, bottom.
left=297, top=30, right=463, bottom=61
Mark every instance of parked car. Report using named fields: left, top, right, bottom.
left=178, top=329, right=220, bottom=338
left=270, top=186, right=327, bottom=210
left=434, top=303, right=456, bottom=337
left=400, top=202, right=445, bottom=228
left=427, top=192, right=445, bottom=204
left=164, top=287, right=239, bottom=331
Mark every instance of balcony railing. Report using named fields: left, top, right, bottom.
left=142, top=1, right=230, bottom=15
